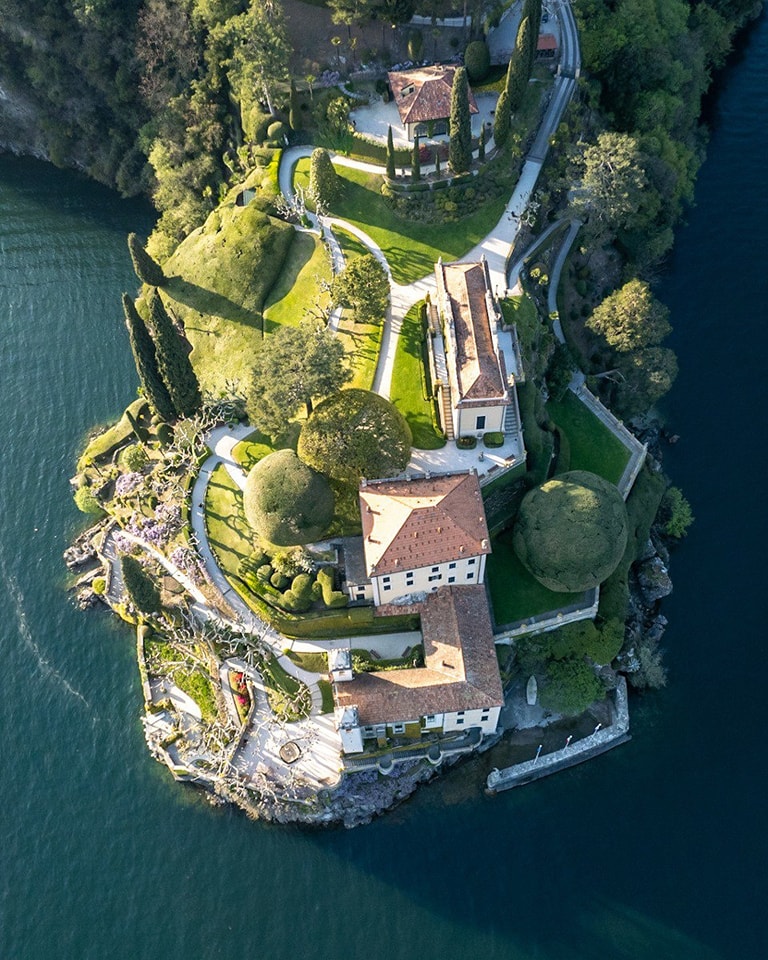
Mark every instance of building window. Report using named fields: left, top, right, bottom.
left=468, top=558, right=476, bottom=566
left=467, top=572, right=475, bottom=579
left=382, top=575, right=391, bottom=583
left=481, top=714, right=489, bottom=722
left=457, top=711, right=464, bottom=716
left=448, top=576, right=456, bottom=584
left=449, top=562, right=456, bottom=569
left=428, top=574, right=441, bottom=582
left=476, top=415, right=486, bottom=430
left=456, top=718, right=464, bottom=725
left=431, top=566, right=439, bottom=573
left=383, top=584, right=392, bottom=591
left=391, top=723, right=406, bottom=735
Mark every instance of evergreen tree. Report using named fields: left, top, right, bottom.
left=516, top=16, right=534, bottom=85
left=411, top=136, right=421, bottom=182
left=289, top=80, right=301, bottom=132
left=308, top=147, right=341, bottom=210
left=146, top=288, right=202, bottom=418
left=493, top=89, right=511, bottom=147
left=505, top=44, right=528, bottom=112
left=524, top=0, right=542, bottom=73
left=121, top=555, right=162, bottom=615
left=122, top=293, right=176, bottom=422
left=386, top=125, right=396, bottom=179
left=449, top=66, right=472, bottom=174
left=478, top=125, right=485, bottom=161
left=434, top=150, right=441, bottom=177
left=127, top=232, right=166, bottom=287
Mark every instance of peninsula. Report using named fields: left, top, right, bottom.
left=56, top=0, right=757, bottom=826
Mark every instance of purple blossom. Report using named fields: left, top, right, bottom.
left=115, top=472, right=144, bottom=496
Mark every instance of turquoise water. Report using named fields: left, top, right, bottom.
left=1, top=15, right=767, bottom=957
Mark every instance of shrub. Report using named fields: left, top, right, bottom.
left=74, top=485, right=104, bottom=516
left=457, top=435, right=477, bottom=449
left=464, top=40, right=491, bottom=82
left=92, top=577, right=106, bottom=595
left=483, top=431, right=504, bottom=448
left=292, top=573, right=315, bottom=601
left=267, top=121, right=288, bottom=143
left=121, top=555, right=161, bottom=614
left=271, top=571, right=290, bottom=589
left=317, top=567, right=348, bottom=608
left=279, top=588, right=312, bottom=613
left=257, top=564, right=274, bottom=582
left=660, top=486, right=694, bottom=538
left=122, top=444, right=148, bottom=471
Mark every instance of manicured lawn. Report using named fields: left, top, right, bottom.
left=389, top=303, right=446, bottom=450
left=547, top=390, right=631, bottom=485
left=487, top=529, right=587, bottom=626
left=317, top=678, right=335, bottom=714
left=284, top=649, right=329, bottom=673
left=263, top=231, right=332, bottom=333
left=230, top=426, right=300, bottom=472
left=336, top=314, right=383, bottom=391
left=204, top=464, right=252, bottom=586
left=334, top=226, right=371, bottom=261
left=295, top=159, right=507, bottom=285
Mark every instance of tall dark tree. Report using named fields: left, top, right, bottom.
left=478, top=124, right=485, bottom=161
left=289, top=79, right=301, bottom=132
left=524, top=0, right=542, bottom=72
left=121, top=555, right=162, bottom=615
left=411, top=135, right=421, bottom=182
left=122, top=293, right=176, bottom=422
left=128, top=233, right=166, bottom=287
left=493, top=89, right=511, bottom=147
left=505, top=42, right=529, bottom=112
left=386, top=125, right=396, bottom=179
left=146, top=288, right=202, bottom=418
left=449, top=66, right=472, bottom=174
left=516, top=16, right=534, bottom=87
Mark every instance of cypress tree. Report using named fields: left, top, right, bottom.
left=122, top=293, right=176, bottom=422
left=289, top=80, right=301, bottom=132
left=146, top=288, right=202, bottom=418
left=478, top=125, right=486, bottom=161
left=449, top=66, right=472, bottom=174
left=386, top=125, right=396, bottom=179
left=127, top=233, right=165, bottom=287
left=121, top=555, right=161, bottom=615
left=516, top=16, right=534, bottom=85
left=434, top=150, right=441, bottom=177
left=506, top=47, right=528, bottom=113
left=525, top=0, right=542, bottom=70
left=493, top=89, right=511, bottom=148
left=411, top=136, right=421, bottom=182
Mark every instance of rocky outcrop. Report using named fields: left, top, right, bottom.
left=635, top=554, right=673, bottom=604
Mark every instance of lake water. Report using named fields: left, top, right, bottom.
left=1, top=14, right=767, bottom=958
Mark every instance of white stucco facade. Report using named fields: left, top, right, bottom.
left=371, top=553, right=487, bottom=606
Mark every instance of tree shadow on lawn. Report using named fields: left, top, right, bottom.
left=164, top=276, right=263, bottom=328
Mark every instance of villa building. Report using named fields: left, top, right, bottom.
left=388, top=65, right=479, bottom=140
left=345, top=471, right=491, bottom=605
left=434, top=258, right=524, bottom=441
left=334, top=584, right=504, bottom=754
left=335, top=472, right=504, bottom=760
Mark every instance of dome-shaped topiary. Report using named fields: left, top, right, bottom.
left=243, top=449, right=334, bottom=547
left=297, top=389, right=412, bottom=483
left=513, top=471, right=628, bottom=592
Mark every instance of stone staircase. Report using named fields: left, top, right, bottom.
left=439, top=386, right=455, bottom=440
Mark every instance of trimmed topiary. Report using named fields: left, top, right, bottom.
left=464, top=40, right=491, bottom=82
left=483, top=431, right=504, bottom=448
left=243, top=449, right=334, bottom=547
left=513, top=471, right=628, bottom=592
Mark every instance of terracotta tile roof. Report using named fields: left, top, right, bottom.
left=359, top=472, right=491, bottom=577
left=537, top=34, right=558, bottom=51
left=437, top=261, right=508, bottom=403
left=334, top=585, right=504, bottom=724
left=388, top=66, right=479, bottom=126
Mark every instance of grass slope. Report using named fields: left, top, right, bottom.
left=548, top=390, right=631, bottom=484
left=263, top=231, right=331, bottom=333
left=161, top=199, right=294, bottom=394
left=389, top=303, right=446, bottom=449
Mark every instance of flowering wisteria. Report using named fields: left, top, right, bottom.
left=115, top=471, right=145, bottom=496
left=126, top=502, right=182, bottom=547
left=170, top=546, right=206, bottom=586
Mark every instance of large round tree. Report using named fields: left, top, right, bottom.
left=298, top=389, right=412, bottom=483
left=243, top=449, right=334, bottom=546
left=513, top=471, right=628, bottom=592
